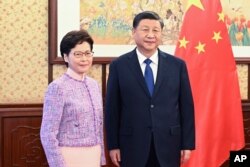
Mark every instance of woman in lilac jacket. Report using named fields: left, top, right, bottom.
left=40, top=30, right=106, bottom=167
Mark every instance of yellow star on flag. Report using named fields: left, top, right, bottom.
left=195, top=41, right=206, bottom=54
left=218, top=11, right=225, bottom=22
left=187, top=0, right=204, bottom=11
left=179, top=36, right=189, bottom=48
left=212, top=31, right=222, bottom=43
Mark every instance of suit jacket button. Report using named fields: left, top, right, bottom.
left=150, top=104, right=154, bottom=108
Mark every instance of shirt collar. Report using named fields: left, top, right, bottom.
left=136, top=49, right=158, bottom=65
left=66, top=68, right=85, bottom=81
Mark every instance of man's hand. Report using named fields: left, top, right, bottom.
left=181, top=150, right=191, bottom=163
left=109, top=149, right=121, bottom=167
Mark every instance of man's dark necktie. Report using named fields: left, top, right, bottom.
left=144, top=59, right=154, bottom=96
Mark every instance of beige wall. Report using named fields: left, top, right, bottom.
left=0, top=0, right=103, bottom=104
left=1, top=0, right=48, bottom=103
left=0, top=0, right=248, bottom=104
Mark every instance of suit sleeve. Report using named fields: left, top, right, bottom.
left=105, top=61, right=121, bottom=150
left=40, top=83, right=66, bottom=167
left=179, top=61, right=195, bottom=150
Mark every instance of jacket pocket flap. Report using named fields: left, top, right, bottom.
left=170, top=126, right=181, bottom=136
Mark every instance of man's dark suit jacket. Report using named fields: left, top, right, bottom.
left=105, top=49, right=195, bottom=167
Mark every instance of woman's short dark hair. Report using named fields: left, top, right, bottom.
left=60, top=29, right=94, bottom=67
left=133, top=11, right=164, bottom=29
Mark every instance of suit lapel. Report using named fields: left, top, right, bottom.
left=152, top=50, right=169, bottom=98
left=127, top=50, right=151, bottom=97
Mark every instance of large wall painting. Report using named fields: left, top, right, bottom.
left=80, top=0, right=250, bottom=46
left=50, top=0, right=250, bottom=63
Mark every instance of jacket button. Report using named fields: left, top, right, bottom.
left=74, top=123, right=79, bottom=127
left=150, top=104, right=154, bottom=108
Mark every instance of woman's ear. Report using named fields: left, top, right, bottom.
left=63, top=54, right=69, bottom=63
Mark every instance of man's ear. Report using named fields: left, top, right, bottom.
left=132, top=28, right=135, bottom=35
left=132, top=28, right=136, bottom=38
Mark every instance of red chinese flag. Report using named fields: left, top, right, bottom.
left=175, top=0, right=245, bottom=166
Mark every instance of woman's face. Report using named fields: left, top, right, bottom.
left=64, top=42, right=93, bottom=76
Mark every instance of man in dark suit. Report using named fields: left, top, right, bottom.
left=105, top=11, right=195, bottom=167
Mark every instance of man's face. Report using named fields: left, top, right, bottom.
left=132, top=19, right=162, bottom=57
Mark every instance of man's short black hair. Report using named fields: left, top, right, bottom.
left=133, top=11, right=164, bottom=29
